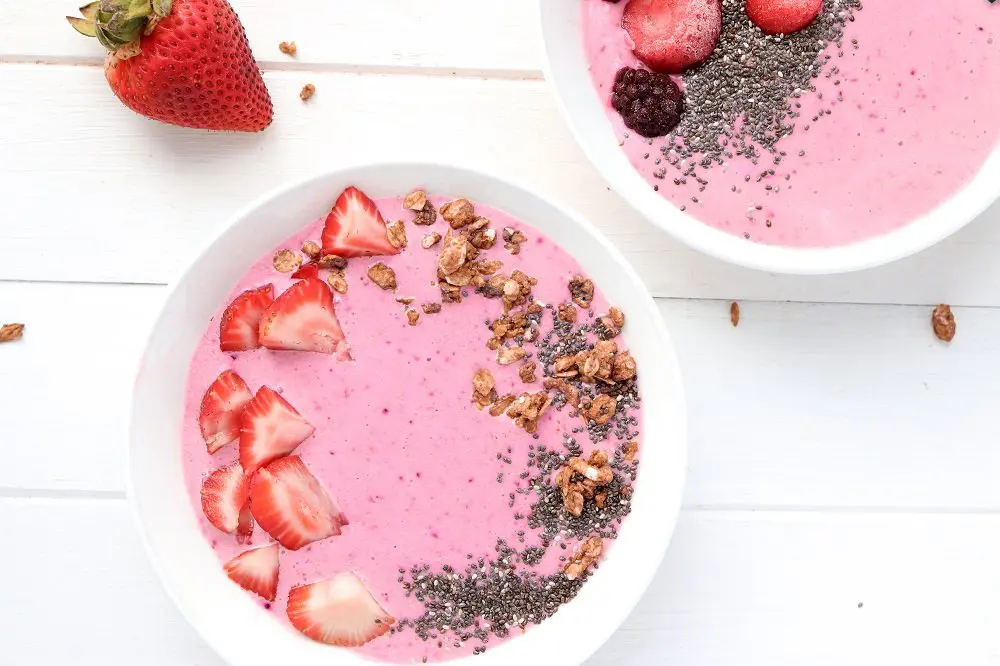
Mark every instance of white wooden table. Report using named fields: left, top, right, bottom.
left=4, top=2, right=1000, bottom=664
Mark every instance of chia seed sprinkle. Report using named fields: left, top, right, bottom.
left=652, top=0, right=862, bottom=184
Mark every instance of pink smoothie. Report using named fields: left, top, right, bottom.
left=582, top=1, right=1000, bottom=247
left=181, top=194, right=642, bottom=662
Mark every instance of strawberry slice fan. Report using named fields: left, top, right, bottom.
left=66, top=0, right=273, bottom=132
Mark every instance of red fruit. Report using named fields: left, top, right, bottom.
left=220, top=284, right=274, bottom=352
left=225, top=544, right=279, bottom=602
left=623, top=0, right=722, bottom=74
left=240, top=386, right=316, bottom=474
left=66, top=0, right=273, bottom=132
left=291, top=263, right=320, bottom=280
left=199, top=370, right=253, bottom=454
left=287, top=573, right=394, bottom=646
left=258, top=279, right=347, bottom=355
left=236, top=504, right=255, bottom=545
left=321, top=186, right=399, bottom=258
left=201, top=463, right=250, bottom=534
left=745, top=0, right=822, bottom=35
left=249, top=456, right=347, bottom=551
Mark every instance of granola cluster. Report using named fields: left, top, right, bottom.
left=471, top=369, right=554, bottom=435
left=563, top=536, right=603, bottom=580
left=554, top=450, right=614, bottom=517
left=436, top=227, right=503, bottom=303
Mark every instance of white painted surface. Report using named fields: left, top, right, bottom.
left=1, top=1, right=999, bottom=664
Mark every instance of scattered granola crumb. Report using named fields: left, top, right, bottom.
left=506, top=391, right=551, bottom=434
left=299, top=83, right=316, bottom=102
left=497, top=346, right=528, bottom=366
left=0, top=323, right=24, bottom=343
left=502, top=226, right=527, bottom=255
left=472, top=369, right=498, bottom=411
left=564, top=537, right=603, bottom=580
left=557, top=303, right=578, bottom=324
left=422, top=302, right=442, bottom=315
left=406, top=309, right=420, bottom=326
left=413, top=201, right=437, bottom=226
left=544, top=378, right=579, bottom=409
left=611, top=352, right=637, bottom=382
left=403, top=190, right=427, bottom=211
left=396, top=296, right=415, bottom=305
left=273, top=249, right=302, bottom=273
left=301, top=240, right=321, bottom=261
left=568, top=275, right=595, bottom=308
left=489, top=393, right=516, bottom=417
left=278, top=41, right=297, bottom=57
left=386, top=220, right=408, bottom=250
left=583, top=394, right=617, bottom=425
left=609, top=307, right=625, bottom=330
left=421, top=232, right=442, bottom=249
left=730, top=302, right=740, bottom=327
left=624, top=441, right=639, bottom=462
left=597, top=315, right=620, bottom=340
left=519, top=361, right=537, bottom=384
left=368, top=263, right=397, bottom=291
left=440, top=199, right=476, bottom=229
left=327, top=271, right=348, bottom=295
left=932, top=304, right=956, bottom=343
left=318, top=254, right=348, bottom=270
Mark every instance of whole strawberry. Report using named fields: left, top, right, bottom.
left=67, top=0, right=273, bottom=132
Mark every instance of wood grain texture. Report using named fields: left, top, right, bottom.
left=4, top=282, right=997, bottom=512
left=6, top=500, right=1000, bottom=666
left=2, top=64, right=1000, bottom=305
left=3, top=0, right=540, bottom=74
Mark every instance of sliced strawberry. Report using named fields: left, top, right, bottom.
left=220, top=284, right=274, bottom=352
left=236, top=504, right=255, bottom=545
left=199, top=370, right=253, bottom=454
left=623, top=0, right=722, bottom=74
left=258, top=278, right=347, bottom=354
left=287, top=573, right=394, bottom=646
left=745, top=0, right=822, bottom=35
left=249, top=456, right=347, bottom=551
left=291, top=263, right=320, bottom=280
left=320, top=186, right=399, bottom=258
left=201, top=463, right=250, bottom=534
left=225, top=543, right=280, bottom=602
left=239, top=386, right=315, bottom=473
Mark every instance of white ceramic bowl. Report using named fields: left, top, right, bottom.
left=129, top=162, right=687, bottom=666
left=538, top=1, right=1000, bottom=275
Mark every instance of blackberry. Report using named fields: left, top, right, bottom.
left=610, top=67, right=683, bottom=138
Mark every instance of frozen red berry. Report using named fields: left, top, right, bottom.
left=611, top=67, right=684, bottom=138
left=746, top=0, right=822, bottom=35
left=622, top=0, right=723, bottom=74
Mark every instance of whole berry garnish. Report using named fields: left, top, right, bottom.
left=610, top=67, right=684, bottom=138
left=66, top=0, right=273, bottom=132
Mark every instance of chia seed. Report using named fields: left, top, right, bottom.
left=651, top=0, right=862, bottom=184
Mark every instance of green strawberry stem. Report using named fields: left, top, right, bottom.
left=65, top=0, right=173, bottom=56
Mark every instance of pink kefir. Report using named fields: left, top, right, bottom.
left=583, top=0, right=1000, bottom=247
left=182, top=194, right=644, bottom=662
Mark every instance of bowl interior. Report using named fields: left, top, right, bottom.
left=538, top=0, right=1000, bottom=275
left=129, top=162, right=687, bottom=666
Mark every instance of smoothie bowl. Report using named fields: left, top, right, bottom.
left=540, top=0, right=1000, bottom=273
left=129, top=163, right=687, bottom=666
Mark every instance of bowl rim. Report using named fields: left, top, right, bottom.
left=537, top=0, right=1000, bottom=275
left=127, top=160, right=688, bottom=666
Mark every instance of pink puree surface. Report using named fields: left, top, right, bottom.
left=582, top=1, right=1000, bottom=247
left=181, top=196, right=631, bottom=663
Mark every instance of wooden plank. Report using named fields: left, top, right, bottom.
left=3, top=282, right=998, bottom=511
left=4, top=0, right=540, bottom=74
left=0, top=282, right=162, bottom=492
left=4, top=499, right=1000, bottom=665
left=3, top=65, right=1000, bottom=305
